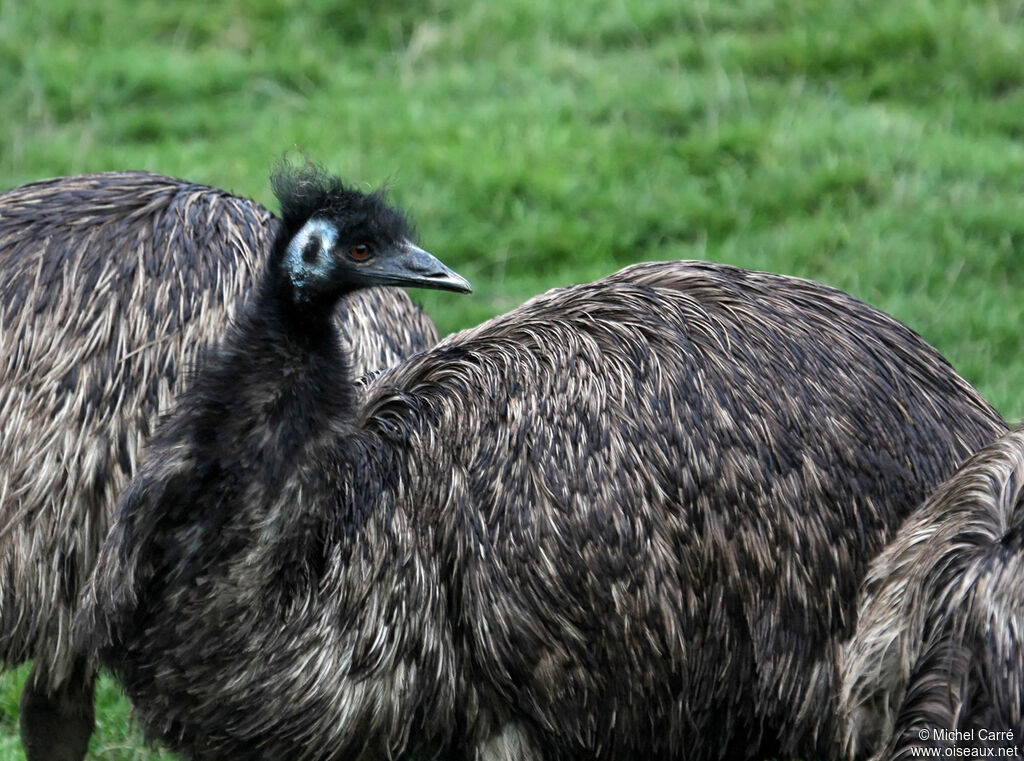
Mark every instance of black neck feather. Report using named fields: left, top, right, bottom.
left=187, top=274, right=357, bottom=482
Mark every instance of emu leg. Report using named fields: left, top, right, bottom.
left=19, top=658, right=96, bottom=761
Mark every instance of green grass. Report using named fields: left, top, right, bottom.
left=2, top=0, right=1023, bottom=757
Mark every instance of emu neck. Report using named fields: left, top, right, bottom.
left=193, top=278, right=357, bottom=480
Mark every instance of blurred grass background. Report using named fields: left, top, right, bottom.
left=1, top=0, right=1023, bottom=757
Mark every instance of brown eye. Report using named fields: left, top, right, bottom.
left=350, top=244, right=371, bottom=261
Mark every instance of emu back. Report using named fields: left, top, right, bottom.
left=82, top=260, right=1006, bottom=761
left=366, top=262, right=1007, bottom=759
left=0, top=171, right=439, bottom=760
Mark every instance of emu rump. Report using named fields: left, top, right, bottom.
left=0, top=170, right=442, bottom=761
left=78, top=165, right=1006, bottom=761
left=839, top=425, right=1024, bottom=759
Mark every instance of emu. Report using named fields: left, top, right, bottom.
left=0, top=169, right=447, bottom=761
left=838, top=425, right=1024, bottom=759
left=78, top=164, right=1007, bottom=761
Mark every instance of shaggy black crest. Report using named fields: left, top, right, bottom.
left=270, top=161, right=414, bottom=250
left=0, top=169, right=441, bottom=761
left=79, top=243, right=1008, bottom=761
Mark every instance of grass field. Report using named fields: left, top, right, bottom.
left=1, top=0, right=1023, bottom=757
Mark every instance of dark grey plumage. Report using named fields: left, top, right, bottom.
left=0, top=170, right=440, bottom=761
left=839, top=424, right=1024, bottom=760
left=78, top=175, right=1008, bottom=761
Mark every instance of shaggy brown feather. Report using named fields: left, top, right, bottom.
left=839, top=425, right=1024, bottom=759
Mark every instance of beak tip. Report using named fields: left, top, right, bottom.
left=401, top=242, right=472, bottom=295
left=430, top=274, right=472, bottom=294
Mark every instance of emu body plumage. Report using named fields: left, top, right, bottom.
left=0, top=171, right=439, bottom=760
left=839, top=425, right=1024, bottom=759
left=78, top=180, right=1008, bottom=761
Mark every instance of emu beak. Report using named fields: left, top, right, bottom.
left=371, top=241, right=472, bottom=294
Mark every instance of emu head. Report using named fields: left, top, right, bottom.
left=269, top=162, right=471, bottom=306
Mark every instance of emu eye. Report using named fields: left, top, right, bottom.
left=350, top=244, right=371, bottom=261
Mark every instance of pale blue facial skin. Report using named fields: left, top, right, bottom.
left=284, top=218, right=339, bottom=298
